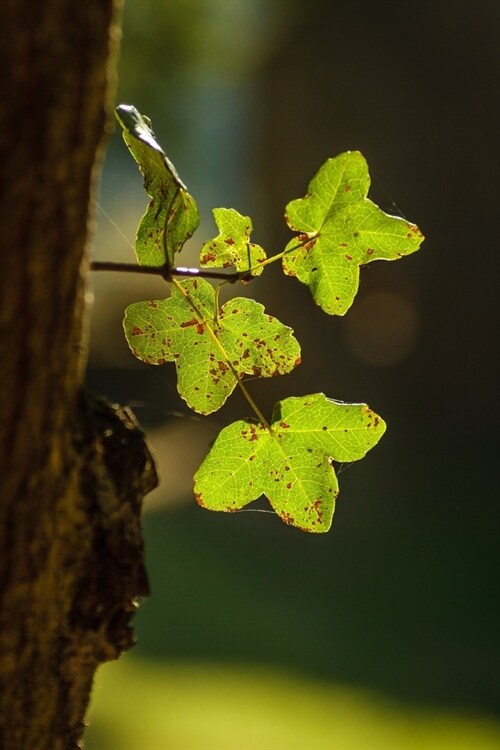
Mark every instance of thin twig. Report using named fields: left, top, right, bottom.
left=90, top=238, right=310, bottom=283
left=90, top=260, right=246, bottom=283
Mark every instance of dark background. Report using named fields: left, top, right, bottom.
left=87, top=0, right=499, bottom=732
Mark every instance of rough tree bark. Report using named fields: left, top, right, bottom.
left=0, top=2, right=157, bottom=748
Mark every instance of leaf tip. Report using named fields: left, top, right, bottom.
left=361, top=406, right=387, bottom=438
left=194, top=491, right=206, bottom=508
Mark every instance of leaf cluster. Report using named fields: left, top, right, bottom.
left=115, top=104, right=424, bottom=533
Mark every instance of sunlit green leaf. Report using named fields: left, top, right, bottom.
left=283, top=151, right=424, bottom=315
left=123, top=278, right=301, bottom=415
left=194, top=393, right=386, bottom=532
left=115, top=104, right=199, bottom=267
left=200, top=207, right=267, bottom=275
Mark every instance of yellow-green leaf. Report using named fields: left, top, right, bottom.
left=194, top=393, right=386, bottom=532
left=283, top=151, right=424, bottom=315
left=115, top=104, right=199, bottom=267
left=123, top=278, right=301, bottom=415
left=200, top=207, right=266, bottom=275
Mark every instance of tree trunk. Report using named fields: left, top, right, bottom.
left=0, top=2, right=157, bottom=748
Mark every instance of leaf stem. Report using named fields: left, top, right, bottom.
left=243, top=236, right=311, bottom=275
left=213, top=282, right=226, bottom=325
left=162, top=186, right=180, bottom=269
left=169, top=277, right=273, bottom=433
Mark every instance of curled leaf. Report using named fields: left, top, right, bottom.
left=115, top=104, right=199, bottom=267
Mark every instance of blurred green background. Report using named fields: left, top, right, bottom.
left=86, top=1, right=500, bottom=747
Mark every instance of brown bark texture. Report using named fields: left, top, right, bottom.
left=0, top=2, right=157, bottom=748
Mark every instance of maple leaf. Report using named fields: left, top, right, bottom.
left=200, top=207, right=267, bottom=276
left=194, top=393, right=386, bottom=532
left=116, top=104, right=199, bottom=268
left=123, top=278, right=301, bottom=415
left=283, top=151, right=424, bottom=315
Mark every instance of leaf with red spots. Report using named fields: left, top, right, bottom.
left=123, top=278, right=301, bottom=415
left=194, top=393, right=386, bottom=533
left=115, top=104, right=199, bottom=268
left=200, top=208, right=267, bottom=276
left=283, top=151, right=424, bottom=315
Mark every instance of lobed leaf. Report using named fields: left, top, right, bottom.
left=123, top=278, right=301, bottom=415
left=200, top=207, right=267, bottom=276
left=115, top=104, right=199, bottom=268
left=194, top=393, right=386, bottom=532
left=283, top=151, right=424, bottom=315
